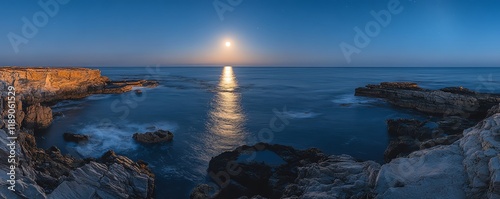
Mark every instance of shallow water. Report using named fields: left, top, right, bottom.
left=36, top=67, right=500, bottom=198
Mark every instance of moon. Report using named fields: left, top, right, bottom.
left=225, top=41, right=231, bottom=47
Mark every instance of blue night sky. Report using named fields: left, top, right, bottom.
left=0, top=0, right=499, bottom=67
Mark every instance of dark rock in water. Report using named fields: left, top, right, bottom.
left=135, top=89, right=143, bottom=95
left=63, top=132, right=89, bottom=143
left=133, top=130, right=174, bottom=144
left=355, top=82, right=500, bottom=119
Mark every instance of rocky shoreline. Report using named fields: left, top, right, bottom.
left=2, top=68, right=500, bottom=199
left=193, top=82, right=500, bottom=199
left=0, top=67, right=158, bottom=198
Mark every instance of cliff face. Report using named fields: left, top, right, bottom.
left=0, top=67, right=109, bottom=103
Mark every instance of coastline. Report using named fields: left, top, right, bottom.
left=1, top=67, right=499, bottom=198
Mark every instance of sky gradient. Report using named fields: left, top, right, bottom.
left=0, top=0, right=499, bottom=67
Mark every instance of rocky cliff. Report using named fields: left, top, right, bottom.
left=0, top=67, right=158, bottom=198
left=193, top=113, right=500, bottom=199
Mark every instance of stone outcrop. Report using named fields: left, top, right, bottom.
left=355, top=82, right=500, bottom=119
left=63, top=132, right=89, bottom=143
left=133, top=130, right=174, bottom=144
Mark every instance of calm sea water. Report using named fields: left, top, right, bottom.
left=36, top=67, right=500, bottom=198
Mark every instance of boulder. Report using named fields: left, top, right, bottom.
left=133, top=130, right=174, bottom=144
left=63, top=133, right=89, bottom=143
left=355, top=82, right=500, bottom=119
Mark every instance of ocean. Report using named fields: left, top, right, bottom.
left=35, top=67, right=500, bottom=198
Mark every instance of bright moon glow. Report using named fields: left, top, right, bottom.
left=225, top=42, right=231, bottom=47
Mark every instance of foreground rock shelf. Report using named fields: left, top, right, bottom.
left=0, top=67, right=158, bottom=198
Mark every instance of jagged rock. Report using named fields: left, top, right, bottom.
left=133, top=130, right=174, bottom=144
left=202, top=143, right=327, bottom=198
left=355, top=82, right=500, bottom=119
left=283, top=154, right=380, bottom=199
left=487, top=104, right=500, bottom=117
left=63, top=132, right=89, bottom=143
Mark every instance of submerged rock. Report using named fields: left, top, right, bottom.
left=196, top=114, right=500, bottom=198
left=63, top=132, right=89, bottom=143
left=133, top=130, right=174, bottom=144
